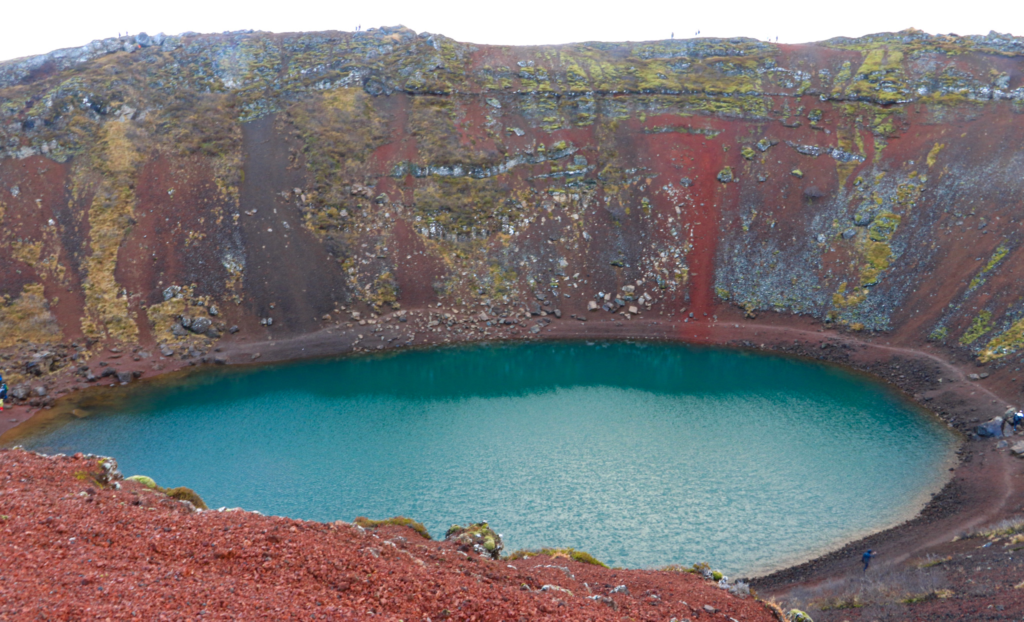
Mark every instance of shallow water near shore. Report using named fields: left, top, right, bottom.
left=14, top=341, right=957, bottom=575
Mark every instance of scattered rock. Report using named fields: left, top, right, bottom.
left=116, top=371, right=133, bottom=384
left=588, top=595, right=617, bottom=609
left=716, top=167, right=734, bottom=183
left=163, top=285, right=182, bottom=301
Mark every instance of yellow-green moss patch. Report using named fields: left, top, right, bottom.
left=505, top=547, right=608, bottom=568
left=0, top=283, right=62, bottom=347
left=354, top=516, right=432, bottom=540
left=979, top=316, right=1024, bottom=362
left=960, top=311, right=993, bottom=345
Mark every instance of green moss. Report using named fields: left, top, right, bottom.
left=505, top=548, right=608, bottom=568
left=928, top=326, right=948, bottom=342
left=833, top=281, right=869, bottom=307
left=960, top=310, right=993, bottom=345
left=986, top=245, right=1010, bottom=270
left=354, top=516, right=432, bottom=540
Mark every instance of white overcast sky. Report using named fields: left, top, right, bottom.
left=2, top=0, right=1020, bottom=63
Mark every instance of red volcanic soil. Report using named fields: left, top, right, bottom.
left=0, top=449, right=776, bottom=621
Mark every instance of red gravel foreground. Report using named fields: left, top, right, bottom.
left=0, top=449, right=777, bottom=621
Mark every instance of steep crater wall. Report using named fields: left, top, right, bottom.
left=1, top=26, right=1023, bottom=406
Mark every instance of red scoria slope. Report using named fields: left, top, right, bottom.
left=0, top=449, right=776, bottom=621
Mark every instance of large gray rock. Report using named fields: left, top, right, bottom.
left=976, top=417, right=1004, bottom=438
left=11, top=384, right=29, bottom=400
left=188, top=317, right=213, bottom=334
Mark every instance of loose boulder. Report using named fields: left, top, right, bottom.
left=188, top=317, right=213, bottom=334
left=976, top=417, right=1004, bottom=438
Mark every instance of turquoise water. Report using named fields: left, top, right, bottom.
left=15, top=342, right=957, bottom=575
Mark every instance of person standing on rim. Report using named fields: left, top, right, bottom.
left=862, top=549, right=877, bottom=572
left=0, top=374, right=7, bottom=412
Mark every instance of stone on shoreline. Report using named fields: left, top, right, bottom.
left=976, top=417, right=1004, bottom=438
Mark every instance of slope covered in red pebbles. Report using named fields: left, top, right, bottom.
left=0, top=449, right=776, bottom=621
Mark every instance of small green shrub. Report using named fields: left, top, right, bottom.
left=818, top=595, right=864, bottom=610
left=354, top=516, right=432, bottom=540
left=900, top=589, right=952, bottom=604
left=164, top=487, right=209, bottom=510
left=504, top=547, right=608, bottom=568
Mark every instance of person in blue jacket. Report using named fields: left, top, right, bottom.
left=0, top=374, right=7, bottom=412
left=862, top=549, right=877, bottom=572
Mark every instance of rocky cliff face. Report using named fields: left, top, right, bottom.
left=2, top=26, right=1024, bottom=394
